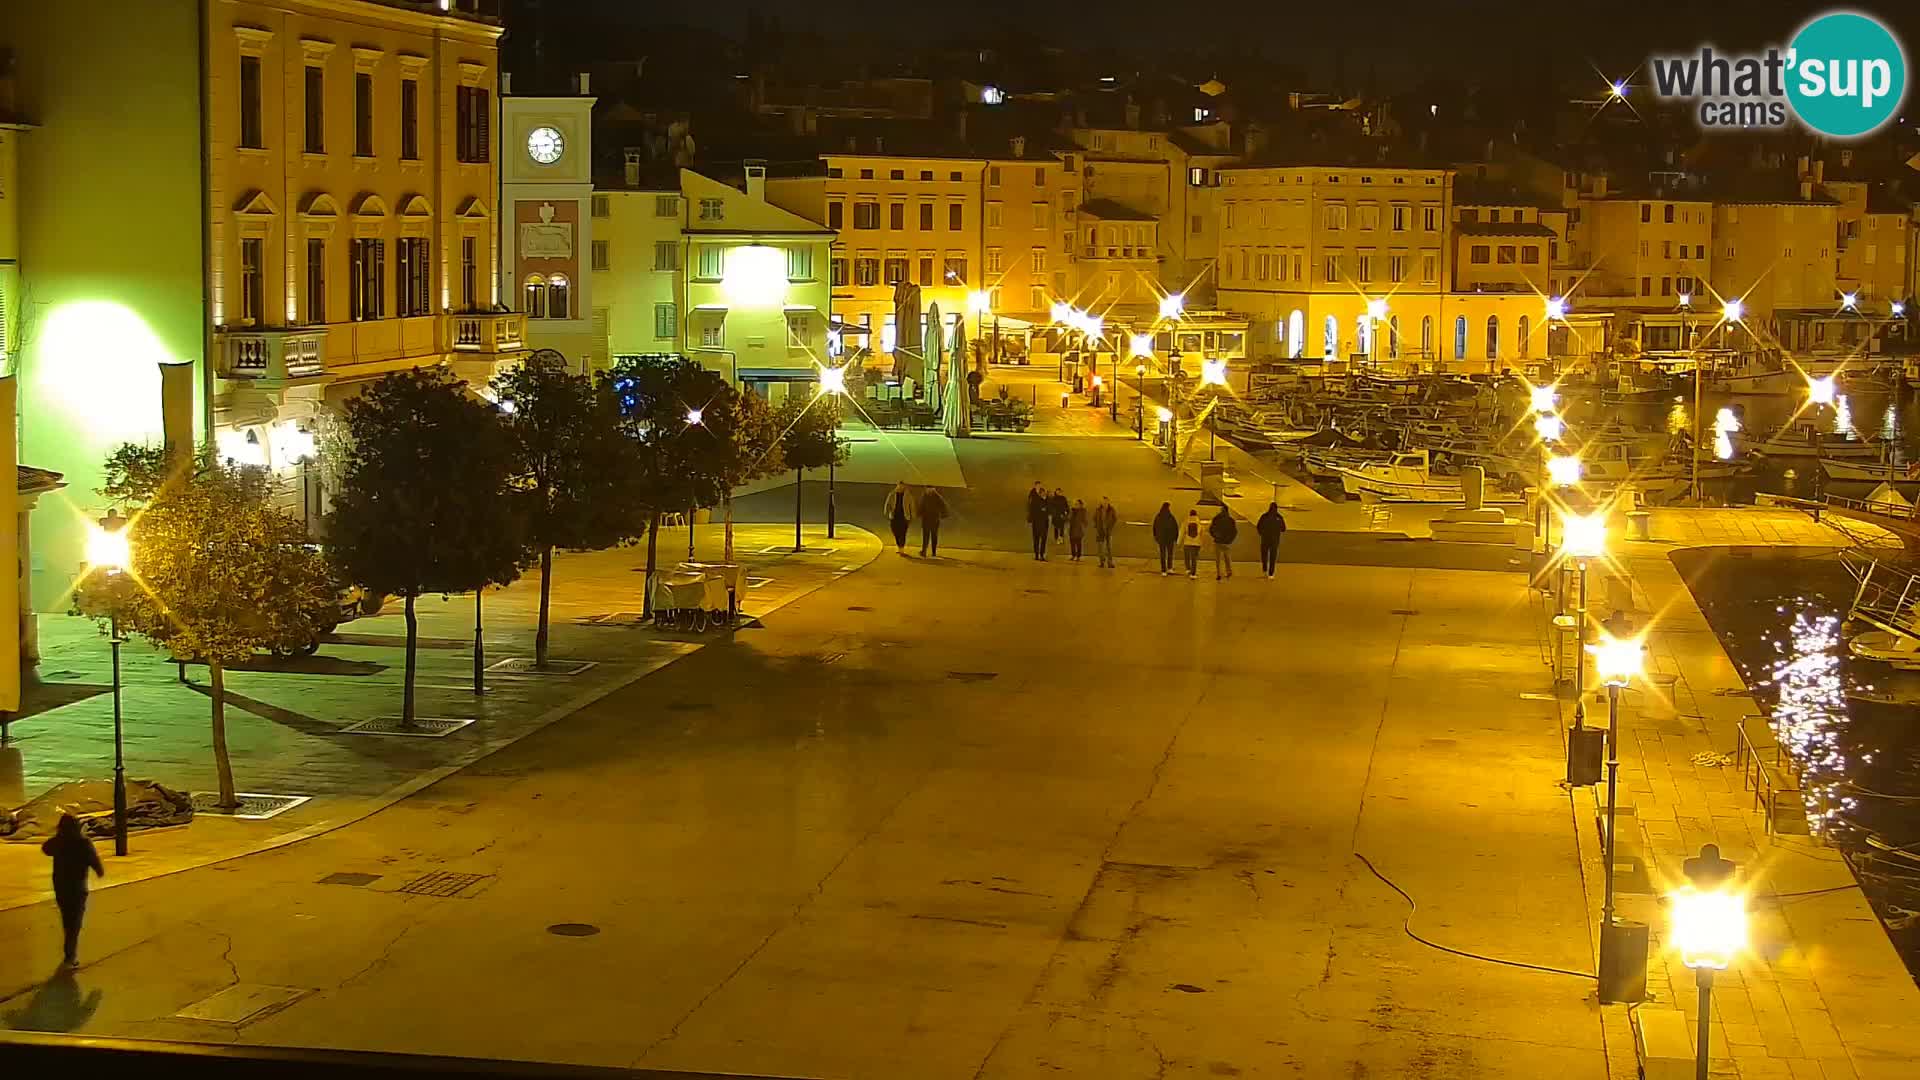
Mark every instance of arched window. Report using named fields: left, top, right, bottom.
left=1289, top=310, right=1304, bottom=358
left=1453, top=316, right=1467, bottom=360
left=1356, top=315, right=1370, bottom=356
left=1323, top=314, right=1338, bottom=358
left=1421, top=316, right=1433, bottom=357
left=548, top=274, right=571, bottom=320
left=523, top=274, right=547, bottom=319
left=1517, top=315, right=1531, bottom=358
left=1388, top=315, right=1400, bottom=360
left=1273, top=316, right=1285, bottom=350
left=1485, top=315, right=1499, bottom=360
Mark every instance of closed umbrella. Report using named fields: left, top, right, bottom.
left=945, top=311, right=972, bottom=438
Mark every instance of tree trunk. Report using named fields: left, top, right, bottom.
left=723, top=488, right=735, bottom=564
left=794, top=467, right=804, bottom=550
left=402, top=593, right=418, bottom=725
left=535, top=543, right=554, bottom=668
left=209, top=662, right=237, bottom=809
left=642, top=510, right=661, bottom=617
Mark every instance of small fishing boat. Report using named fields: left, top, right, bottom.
left=1733, top=423, right=1887, bottom=461
left=1820, top=458, right=1920, bottom=483
left=1336, top=449, right=1524, bottom=504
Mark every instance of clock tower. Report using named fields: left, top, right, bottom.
left=500, top=77, right=598, bottom=368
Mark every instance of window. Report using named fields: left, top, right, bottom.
left=1470, top=245, right=1490, bottom=264
left=654, top=302, right=676, bottom=340
left=1323, top=315, right=1338, bottom=357
left=1324, top=254, right=1340, bottom=281
left=654, top=241, right=677, bottom=271
left=1357, top=204, right=1379, bottom=230
left=1496, top=246, right=1516, bottom=264
left=984, top=248, right=1003, bottom=275
left=950, top=171, right=962, bottom=181
left=1521, top=246, right=1540, bottom=264
left=239, top=55, right=263, bottom=148
left=1392, top=205, right=1407, bottom=231
left=1389, top=254, right=1406, bottom=283
left=854, top=202, right=879, bottom=229
left=949, top=204, right=963, bottom=230
left=917, top=256, right=934, bottom=285
left=523, top=275, right=546, bottom=318
left=304, top=237, right=327, bottom=323
left=987, top=166, right=1002, bottom=187
left=1695, top=244, right=1706, bottom=259
left=354, top=72, right=374, bottom=157
left=1483, top=315, right=1500, bottom=359
left=591, top=239, right=610, bottom=271
left=1189, top=167, right=1207, bottom=186
left=1323, top=204, right=1347, bottom=231
left=920, top=170, right=933, bottom=181
left=460, top=236, right=477, bottom=310
left=1030, top=286, right=1046, bottom=311
left=944, top=255, right=967, bottom=284
left=1033, top=202, right=1050, bottom=229
left=787, top=246, right=814, bottom=281
left=1661, top=240, right=1672, bottom=258
left=1357, top=253, right=1373, bottom=281
left=1421, top=315, right=1433, bottom=357
left=1422, top=206, right=1438, bottom=231
left=303, top=66, right=324, bottom=153
left=1030, top=248, right=1046, bottom=273
left=890, top=169, right=904, bottom=180
left=1638, top=240, right=1649, bottom=257
left=986, top=202, right=1002, bottom=227
left=827, top=167, right=843, bottom=179
left=1356, top=315, right=1370, bottom=355
left=400, top=78, right=419, bottom=160
left=546, top=274, right=570, bottom=319
left=1640, top=276, right=1652, bottom=296
left=919, top=203, right=934, bottom=230
left=699, top=319, right=723, bottom=348
left=1677, top=275, right=1694, bottom=295
left=1664, top=204, right=1675, bottom=223
left=1517, top=315, right=1530, bottom=358
left=696, top=244, right=724, bottom=279
left=860, top=169, right=874, bottom=180
left=855, top=256, right=879, bottom=286
left=699, top=198, right=724, bottom=222
left=830, top=257, right=848, bottom=287
left=1641, top=204, right=1652, bottom=223
left=351, top=239, right=386, bottom=321
left=591, top=195, right=610, bottom=218
left=654, top=195, right=678, bottom=218
left=827, top=202, right=844, bottom=229
left=1289, top=310, right=1304, bottom=357
left=239, top=238, right=263, bottom=324
left=884, top=255, right=907, bottom=284
left=1660, top=276, right=1671, bottom=296
left=1421, top=252, right=1438, bottom=284
left=787, top=312, right=809, bottom=348
left=1388, top=316, right=1399, bottom=359
left=457, top=86, right=490, bottom=162
left=1293, top=253, right=1303, bottom=281
left=1453, top=315, right=1466, bottom=359
left=1034, top=167, right=1046, bottom=186
left=890, top=202, right=905, bottom=230
left=397, top=237, right=430, bottom=317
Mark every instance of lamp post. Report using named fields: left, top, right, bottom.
left=1589, top=633, right=1645, bottom=1002
left=1366, top=297, right=1388, bottom=372
left=686, top=407, right=705, bottom=555
left=1134, top=362, right=1147, bottom=439
left=87, top=511, right=132, bottom=857
left=1167, top=350, right=1184, bottom=468
left=1673, top=844, right=1743, bottom=1080
left=1562, top=513, right=1607, bottom=727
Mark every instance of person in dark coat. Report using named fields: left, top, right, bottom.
left=1067, top=500, right=1089, bottom=561
left=1027, top=482, right=1049, bottom=560
left=917, top=486, right=949, bottom=557
left=1047, top=488, right=1069, bottom=542
left=1256, top=502, right=1288, bottom=578
left=1092, top=497, right=1119, bottom=568
left=1208, top=505, right=1238, bottom=580
left=42, top=814, right=104, bottom=968
left=1151, top=502, right=1178, bottom=575
left=883, top=481, right=912, bottom=553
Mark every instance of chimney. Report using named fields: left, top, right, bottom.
left=1010, top=135, right=1026, bottom=158
left=955, top=110, right=968, bottom=144
left=1799, top=177, right=1813, bottom=201
left=577, top=71, right=591, bottom=95
left=1813, top=158, right=1825, bottom=184
left=743, top=160, right=767, bottom=202
left=624, top=148, right=641, bottom=187
left=1796, top=154, right=1810, bottom=179
left=1124, top=99, right=1141, bottom=129
left=502, top=71, right=513, bottom=95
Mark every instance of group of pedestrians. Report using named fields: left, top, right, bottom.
left=1025, top=483, right=1119, bottom=566
left=883, top=481, right=949, bottom=558
left=1149, top=501, right=1289, bottom=580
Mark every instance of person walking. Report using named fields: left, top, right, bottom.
left=1093, top=497, right=1119, bottom=568
left=883, top=481, right=912, bottom=553
left=1152, top=502, right=1178, bottom=575
left=1209, top=505, right=1238, bottom=580
left=1256, top=502, right=1288, bottom=578
left=1067, top=499, right=1089, bottom=561
left=1181, top=509, right=1204, bottom=578
left=1027, top=482, right=1049, bottom=560
left=917, top=485, right=949, bottom=557
left=1047, top=488, right=1069, bottom=543
left=42, top=814, right=103, bottom=969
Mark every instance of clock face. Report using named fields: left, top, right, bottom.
left=527, top=126, right=564, bottom=165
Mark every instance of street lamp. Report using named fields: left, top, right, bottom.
left=686, top=407, right=705, bottom=556
left=1534, top=412, right=1565, bottom=441
left=818, top=365, right=847, bottom=539
left=86, top=510, right=132, bottom=857
left=1588, top=633, right=1645, bottom=1002
left=1673, top=844, right=1743, bottom=1080
left=1159, top=292, right=1185, bottom=320
left=1546, top=296, right=1568, bottom=322
left=1134, top=362, right=1148, bottom=438
left=1562, top=513, right=1607, bottom=726
left=1547, top=454, right=1582, bottom=488
left=1529, top=384, right=1559, bottom=414
left=1721, top=298, right=1744, bottom=323
left=1806, top=374, right=1836, bottom=406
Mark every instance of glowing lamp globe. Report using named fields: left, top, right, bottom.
left=1155, top=407, right=1173, bottom=423
left=686, top=408, right=704, bottom=425
left=87, top=520, right=131, bottom=571
left=1158, top=293, right=1185, bottom=319
left=1365, top=297, right=1388, bottom=321
left=1200, top=358, right=1228, bottom=386
left=1050, top=301, right=1072, bottom=324
left=1545, top=296, right=1568, bottom=320
left=1131, top=334, right=1154, bottom=358
left=1841, top=292, right=1858, bottom=311
left=1534, top=413, right=1565, bottom=441
left=1722, top=298, right=1744, bottom=323
left=1547, top=454, right=1582, bottom=487
left=967, top=290, right=992, bottom=316
left=1586, top=635, right=1644, bottom=686
left=1806, top=376, right=1836, bottom=406
left=1561, top=513, right=1607, bottom=560
left=1529, top=385, right=1558, bottom=413
left=1671, top=885, right=1746, bottom=971
left=817, top=365, right=847, bottom=396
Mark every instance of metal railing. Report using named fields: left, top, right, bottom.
left=1732, top=716, right=1802, bottom=836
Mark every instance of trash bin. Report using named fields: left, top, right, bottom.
left=1598, top=919, right=1649, bottom=1003
left=1627, top=510, right=1652, bottom=541
left=1567, top=724, right=1604, bottom=786
left=1200, top=461, right=1226, bottom=503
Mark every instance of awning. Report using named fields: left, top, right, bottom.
left=737, top=368, right=819, bottom=382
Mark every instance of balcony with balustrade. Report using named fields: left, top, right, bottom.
left=214, top=326, right=329, bottom=386
left=449, top=311, right=529, bottom=356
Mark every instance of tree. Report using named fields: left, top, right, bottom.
left=74, top=445, right=341, bottom=809
left=774, top=393, right=850, bottom=551
left=492, top=350, right=644, bottom=666
left=329, top=368, right=523, bottom=723
left=713, top=387, right=785, bottom=562
left=605, top=355, right=734, bottom=610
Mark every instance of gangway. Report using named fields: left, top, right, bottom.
left=1841, top=553, right=1920, bottom=668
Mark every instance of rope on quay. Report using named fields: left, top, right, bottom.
left=1353, top=852, right=1594, bottom=980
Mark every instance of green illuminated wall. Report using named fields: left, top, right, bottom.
left=0, top=0, right=205, bottom=609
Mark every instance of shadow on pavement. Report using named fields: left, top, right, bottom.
left=12, top=683, right=110, bottom=722
left=186, top=684, right=337, bottom=737
left=2, top=969, right=102, bottom=1033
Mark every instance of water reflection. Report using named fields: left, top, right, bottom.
left=1761, top=609, right=1859, bottom=836
left=1832, top=394, right=1854, bottom=436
